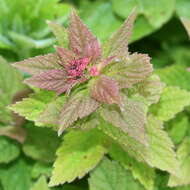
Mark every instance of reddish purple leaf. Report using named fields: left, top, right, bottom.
left=56, top=46, right=77, bottom=65
left=91, top=75, right=122, bottom=105
left=69, top=11, right=101, bottom=61
left=24, top=69, right=73, bottom=95
left=13, top=53, right=62, bottom=75
left=58, top=92, right=99, bottom=135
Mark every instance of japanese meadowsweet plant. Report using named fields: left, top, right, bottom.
left=8, top=10, right=190, bottom=190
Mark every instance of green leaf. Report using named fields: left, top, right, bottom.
left=98, top=117, right=148, bottom=163
left=109, top=142, right=155, bottom=190
left=0, top=158, right=33, bottom=190
left=0, top=56, right=25, bottom=123
left=88, top=157, right=145, bottom=190
left=49, top=128, right=107, bottom=186
left=80, top=0, right=122, bottom=42
left=111, top=0, right=175, bottom=41
left=156, top=64, right=190, bottom=91
left=31, top=176, right=50, bottom=190
left=145, top=116, right=179, bottom=175
left=31, top=162, right=52, bottom=179
left=37, top=95, right=66, bottom=128
left=168, top=138, right=190, bottom=187
left=100, top=96, right=148, bottom=145
left=167, top=113, right=189, bottom=144
left=151, top=86, right=190, bottom=121
left=23, top=123, right=60, bottom=163
left=0, top=136, right=20, bottom=164
left=9, top=90, right=56, bottom=127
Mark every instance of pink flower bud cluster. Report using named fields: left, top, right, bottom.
left=66, top=57, right=89, bottom=79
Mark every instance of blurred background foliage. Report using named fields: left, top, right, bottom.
left=1, top=0, right=190, bottom=190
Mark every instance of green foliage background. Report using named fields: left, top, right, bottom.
left=1, top=0, right=190, bottom=190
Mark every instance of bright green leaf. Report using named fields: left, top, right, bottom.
left=156, top=64, right=190, bottom=91
left=49, top=128, right=107, bottom=186
left=168, top=138, right=190, bottom=187
left=145, top=116, right=179, bottom=175
left=151, top=86, right=190, bottom=121
left=109, top=142, right=155, bottom=190
left=31, top=176, right=50, bottom=190
left=9, top=90, right=56, bottom=127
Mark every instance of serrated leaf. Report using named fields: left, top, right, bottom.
left=23, top=123, right=60, bottom=163
left=37, top=95, right=66, bottom=128
left=100, top=96, right=148, bottom=145
left=105, top=9, right=136, bottom=57
left=47, top=21, right=69, bottom=47
left=98, top=118, right=148, bottom=163
left=9, top=90, right=55, bottom=126
left=109, top=142, right=155, bottom=190
left=0, top=136, right=20, bottom=164
left=168, top=138, right=190, bottom=187
left=13, top=53, right=62, bottom=75
left=69, top=11, right=101, bottom=61
left=31, top=162, right=52, bottom=179
left=56, top=46, right=76, bottom=64
left=91, top=75, right=121, bottom=105
left=49, top=128, right=107, bottom=186
left=156, top=64, right=190, bottom=91
left=58, top=90, right=99, bottom=135
left=25, top=69, right=70, bottom=95
left=88, top=157, right=145, bottom=190
left=0, top=158, right=33, bottom=190
left=151, top=86, right=190, bottom=121
left=145, top=116, right=179, bottom=175
left=31, top=176, right=50, bottom=190
left=103, top=53, right=153, bottom=89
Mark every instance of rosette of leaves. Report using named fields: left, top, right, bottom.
left=0, top=0, right=72, bottom=60
left=9, top=10, right=175, bottom=188
left=11, top=10, right=156, bottom=140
